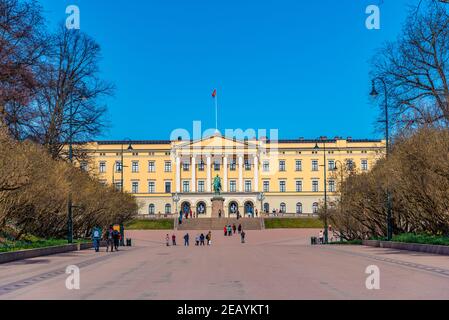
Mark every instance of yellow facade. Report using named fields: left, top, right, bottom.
left=78, top=135, right=385, bottom=217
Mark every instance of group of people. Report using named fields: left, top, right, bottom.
left=166, top=231, right=213, bottom=247
left=224, top=224, right=246, bottom=243
left=92, top=225, right=121, bottom=253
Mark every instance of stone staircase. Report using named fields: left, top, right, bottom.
left=176, top=218, right=264, bottom=231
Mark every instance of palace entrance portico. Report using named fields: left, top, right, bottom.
left=174, top=193, right=259, bottom=218
left=172, top=135, right=261, bottom=218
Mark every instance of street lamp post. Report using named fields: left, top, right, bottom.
left=314, top=140, right=328, bottom=244
left=120, top=139, right=133, bottom=246
left=257, top=192, right=265, bottom=216
left=67, top=101, right=74, bottom=244
left=370, top=78, right=393, bottom=241
left=334, top=160, right=345, bottom=242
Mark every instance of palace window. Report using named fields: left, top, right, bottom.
left=244, top=159, right=251, bottom=171
left=328, top=160, right=336, bottom=171
left=280, top=203, right=287, bottom=214
left=183, top=181, right=190, bottom=193
left=279, top=181, right=286, bottom=193
left=148, top=181, right=156, bottom=193
left=312, top=160, right=319, bottom=172
left=214, top=161, right=221, bottom=171
left=312, top=180, right=319, bottom=192
left=230, top=160, right=237, bottom=171
left=99, top=162, right=106, bottom=173
left=165, top=181, right=171, bottom=194
left=132, top=182, right=139, bottom=194
left=263, top=161, right=270, bottom=172
left=279, top=160, right=286, bottom=172
left=245, top=180, right=252, bottom=193
left=198, top=181, right=205, bottom=193
left=183, top=162, right=190, bottom=172
left=165, top=204, right=172, bottom=214
left=295, top=160, right=302, bottom=172
left=132, top=161, right=139, bottom=173
left=80, top=162, right=88, bottom=172
left=296, top=203, right=303, bottom=214
left=346, top=159, right=354, bottom=171
left=361, top=159, right=368, bottom=171
left=164, top=161, right=172, bottom=172
left=198, top=160, right=205, bottom=171
left=263, top=181, right=270, bottom=193
left=114, top=181, right=122, bottom=191
left=230, top=180, right=237, bottom=192
left=148, top=161, right=155, bottom=173
left=296, top=180, right=303, bottom=192
left=329, top=180, right=336, bottom=192
left=313, top=202, right=319, bottom=214
left=149, top=204, right=155, bottom=215
left=115, top=161, right=122, bottom=173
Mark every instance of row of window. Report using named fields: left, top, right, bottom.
left=118, top=179, right=338, bottom=194
left=96, top=159, right=369, bottom=174
left=147, top=202, right=320, bottom=215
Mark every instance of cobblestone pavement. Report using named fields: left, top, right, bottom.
left=1, top=229, right=449, bottom=300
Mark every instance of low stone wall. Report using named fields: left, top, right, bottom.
left=0, top=242, right=96, bottom=264
left=363, top=240, right=449, bottom=256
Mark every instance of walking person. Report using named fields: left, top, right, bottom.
left=319, top=230, right=324, bottom=245
left=237, top=210, right=240, bottom=220
left=92, top=227, right=101, bottom=253
left=219, top=210, right=222, bottom=218
left=195, top=234, right=200, bottom=246
left=172, top=234, right=177, bottom=246
left=227, top=225, right=232, bottom=236
left=238, top=224, right=242, bottom=234
left=166, top=234, right=170, bottom=246
left=112, top=228, right=120, bottom=251
left=105, top=225, right=114, bottom=252
left=200, top=233, right=205, bottom=246
left=241, top=230, right=246, bottom=244
left=207, top=231, right=212, bottom=246
left=255, top=209, right=259, bottom=218
left=224, top=226, right=227, bottom=237
left=232, top=224, right=237, bottom=234
left=184, top=233, right=190, bottom=246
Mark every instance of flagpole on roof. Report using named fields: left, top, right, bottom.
left=215, top=91, right=218, bottom=133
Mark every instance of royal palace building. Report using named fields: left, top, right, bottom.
left=77, top=135, right=385, bottom=217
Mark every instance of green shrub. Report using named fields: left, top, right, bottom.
left=392, top=233, right=449, bottom=246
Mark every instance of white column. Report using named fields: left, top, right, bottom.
left=254, top=155, right=259, bottom=192
left=238, top=155, right=244, bottom=192
left=191, top=156, right=196, bottom=193
left=223, top=156, right=228, bottom=192
left=176, top=156, right=181, bottom=193
left=207, top=155, right=212, bottom=192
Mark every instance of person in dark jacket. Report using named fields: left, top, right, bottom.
left=184, top=233, right=190, bottom=246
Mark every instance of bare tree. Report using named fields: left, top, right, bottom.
left=29, top=25, right=114, bottom=159
left=0, top=0, right=47, bottom=124
left=371, top=1, right=449, bottom=131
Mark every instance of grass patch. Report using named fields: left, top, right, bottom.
left=125, top=219, right=174, bottom=230
left=392, top=233, right=449, bottom=246
left=264, top=218, right=324, bottom=229
left=0, top=238, right=89, bottom=253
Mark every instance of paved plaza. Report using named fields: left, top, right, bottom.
left=1, top=229, right=449, bottom=300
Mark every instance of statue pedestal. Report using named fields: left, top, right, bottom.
left=211, top=197, right=225, bottom=218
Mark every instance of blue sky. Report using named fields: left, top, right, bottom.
left=39, top=0, right=418, bottom=140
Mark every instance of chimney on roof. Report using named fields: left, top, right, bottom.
left=347, top=137, right=353, bottom=141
